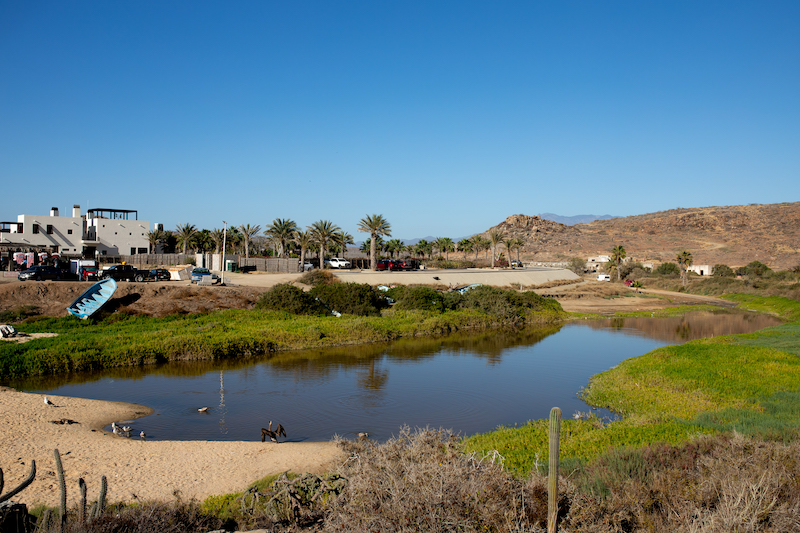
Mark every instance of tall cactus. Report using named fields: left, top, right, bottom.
left=548, top=407, right=561, bottom=533
left=79, top=478, right=87, bottom=523
left=94, top=475, right=107, bottom=519
left=0, top=460, right=36, bottom=503
left=54, top=449, right=67, bottom=532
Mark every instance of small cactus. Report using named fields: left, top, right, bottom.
left=548, top=407, right=561, bottom=533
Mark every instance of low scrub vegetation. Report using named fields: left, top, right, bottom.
left=32, top=429, right=800, bottom=532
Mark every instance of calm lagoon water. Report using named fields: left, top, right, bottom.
left=9, top=311, right=780, bottom=442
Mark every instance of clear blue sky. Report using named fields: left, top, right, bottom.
left=2, top=1, right=798, bottom=240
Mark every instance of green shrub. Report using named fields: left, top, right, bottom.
left=736, top=260, right=771, bottom=277
left=654, top=262, right=680, bottom=276
left=567, top=257, right=587, bottom=275
left=310, top=282, right=389, bottom=317
left=454, top=286, right=562, bottom=323
left=424, top=259, right=475, bottom=269
left=713, top=264, right=735, bottom=277
left=392, top=286, right=445, bottom=312
left=255, top=284, right=325, bottom=315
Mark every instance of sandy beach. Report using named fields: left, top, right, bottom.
left=0, top=387, right=344, bottom=508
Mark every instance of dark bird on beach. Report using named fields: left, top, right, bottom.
left=432, top=276, right=440, bottom=281
left=261, top=420, right=287, bottom=443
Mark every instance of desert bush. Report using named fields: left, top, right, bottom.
left=255, top=284, right=325, bottom=316
left=456, top=286, right=563, bottom=324
left=391, top=286, right=446, bottom=312
left=619, top=261, right=646, bottom=279
left=298, top=269, right=338, bottom=286
left=325, top=426, right=566, bottom=532
left=713, top=264, right=735, bottom=277
left=567, top=257, right=587, bottom=275
left=310, top=282, right=389, bottom=317
left=736, top=260, right=772, bottom=277
left=654, top=262, right=680, bottom=276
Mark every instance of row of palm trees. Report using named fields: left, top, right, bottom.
left=148, top=215, right=524, bottom=270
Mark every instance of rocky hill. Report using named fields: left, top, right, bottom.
left=481, top=202, right=800, bottom=270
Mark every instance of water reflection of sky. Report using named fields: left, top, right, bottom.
left=11, top=313, right=778, bottom=443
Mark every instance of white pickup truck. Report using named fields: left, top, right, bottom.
left=326, top=258, right=351, bottom=269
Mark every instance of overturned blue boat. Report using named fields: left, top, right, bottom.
left=67, top=278, right=118, bottom=319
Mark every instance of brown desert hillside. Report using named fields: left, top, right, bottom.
left=481, top=202, right=800, bottom=270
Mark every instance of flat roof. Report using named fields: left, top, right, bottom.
left=88, top=208, right=139, bottom=220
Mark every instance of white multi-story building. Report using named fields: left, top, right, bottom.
left=0, top=204, right=152, bottom=258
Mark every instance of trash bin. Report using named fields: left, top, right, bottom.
left=226, top=261, right=238, bottom=272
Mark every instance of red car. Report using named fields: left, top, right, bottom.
left=376, top=259, right=399, bottom=271
left=624, top=279, right=634, bottom=287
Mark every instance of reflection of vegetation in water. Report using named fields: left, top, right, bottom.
left=584, top=310, right=782, bottom=343
left=9, top=324, right=563, bottom=393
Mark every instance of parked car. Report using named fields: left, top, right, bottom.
left=298, top=260, right=314, bottom=272
left=597, top=274, right=611, bottom=281
left=18, top=265, right=63, bottom=281
left=78, top=265, right=100, bottom=282
left=326, top=258, right=351, bottom=269
left=624, top=279, right=634, bottom=287
left=395, top=259, right=420, bottom=270
left=149, top=268, right=172, bottom=281
left=101, top=264, right=150, bottom=282
left=511, top=260, right=524, bottom=268
left=190, top=267, right=220, bottom=284
left=375, top=259, right=400, bottom=271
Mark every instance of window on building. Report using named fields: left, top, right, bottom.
left=130, top=247, right=136, bottom=255
left=67, top=229, right=73, bottom=235
left=137, top=248, right=147, bottom=254
left=47, top=225, right=53, bottom=235
left=32, top=224, right=39, bottom=234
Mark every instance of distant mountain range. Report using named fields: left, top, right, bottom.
left=537, top=213, right=617, bottom=225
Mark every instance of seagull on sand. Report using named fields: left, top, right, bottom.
left=44, top=396, right=55, bottom=406
left=198, top=407, right=209, bottom=412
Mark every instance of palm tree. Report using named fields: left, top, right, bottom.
left=147, top=228, right=166, bottom=254
left=503, top=237, right=521, bottom=267
left=611, top=245, right=626, bottom=281
left=415, top=239, right=431, bottom=260
left=470, top=235, right=485, bottom=261
left=174, top=223, right=198, bottom=255
left=357, top=214, right=392, bottom=270
left=512, top=238, right=524, bottom=265
left=294, top=230, right=313, bottom=270
left=435, top=237, right=454, bottom=261
left=458, top=238, right=473, bottom=260
left=238, top=224, right=262, bottom=260
left=210, top=228, right=225, bottom=254
left=677, top=250, right=693, bottom=286
left=310, top=220, right=341, bottom=268
left=488, top=229, right=505, bottom=268
left=265, top=218, right=298, bottom=258
left=334, top=230, right=355, bottom=259
left=386, top=238, right=404, bottom=259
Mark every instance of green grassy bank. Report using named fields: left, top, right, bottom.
left=0, top=304, right=565, bottom=379
left=464, top=295, right=800, bottom=476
